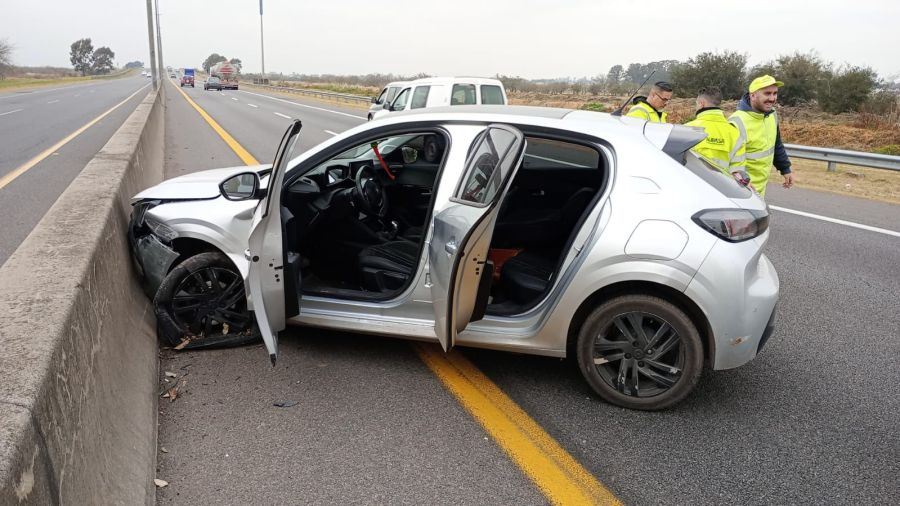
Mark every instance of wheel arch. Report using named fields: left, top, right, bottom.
left=565, top=280, right=714, bottom=366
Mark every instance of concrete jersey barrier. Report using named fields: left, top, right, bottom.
left=0, top=87, right=164, bottom=504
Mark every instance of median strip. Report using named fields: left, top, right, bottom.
left=415, top=344, right=621, bottom=505
left=0, top=83, right=150, bottom=191
left=170, top=80, right=259, bottom=165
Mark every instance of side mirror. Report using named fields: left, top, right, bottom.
left=371, top=96, right=378, bottom=104
left=384, top=102, right=392, bottom=110
left=219, top=171, right=260, bottom=201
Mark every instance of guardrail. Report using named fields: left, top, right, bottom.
left=242, top=82, right=373, bottom=105
left=785, top=144, right=900, bottom=172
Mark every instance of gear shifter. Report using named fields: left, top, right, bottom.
left=377, top=220, right=399, bottom=242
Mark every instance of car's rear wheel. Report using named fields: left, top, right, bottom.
left=576, top=294, right=703, bottom=410
left=154, top=252, right=259, bottom=350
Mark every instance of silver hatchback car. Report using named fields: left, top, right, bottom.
left=129, top=106, right=778, bottom=410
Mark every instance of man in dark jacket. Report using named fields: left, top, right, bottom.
left=729, top=75, right=793, bottom=198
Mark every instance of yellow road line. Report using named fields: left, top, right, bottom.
left=0, top=83, right=151, bottom=191
left=415, top=344, right=621, bottom=506
left=169, top=81, right=618, bottom=503
left=168, top=79, right=259, bottom=166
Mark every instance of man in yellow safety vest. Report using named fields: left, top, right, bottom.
left=685, top=86, right=747, bottom=182
left=626, top=81, right=672, bottom=123
left=729, top=75, right=794, bottom=198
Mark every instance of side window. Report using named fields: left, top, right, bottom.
left=411, top=86, right=431, bottom=109
left=386, top=86, right=400, bottom=103
left=392, top=88, right=410, bottom=110
left=374, top=88, right=388, bottom=105
left=457, top=127, right=523, bottom=205
left=451, top=84, right=477, bottom=105
left=522, top=137, right=600, bottom=169
left=481, top=85, right=505, bottom=105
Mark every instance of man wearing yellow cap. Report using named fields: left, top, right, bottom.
left=729, top=75, right=794, bottom=198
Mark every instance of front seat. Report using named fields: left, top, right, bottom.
left=358, top=241, right=419, bottom=292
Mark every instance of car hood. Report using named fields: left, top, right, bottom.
left=132, top=164, right=272, bottom=201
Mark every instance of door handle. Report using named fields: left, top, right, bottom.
left=445, top=240, right=458, bottom=254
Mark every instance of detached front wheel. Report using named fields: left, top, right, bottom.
left=576, top=295, right=703, bottom=410
left=154, top=252, right=259, bottom=349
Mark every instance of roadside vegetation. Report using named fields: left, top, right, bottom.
left=0, top=37, right=136, bottom=91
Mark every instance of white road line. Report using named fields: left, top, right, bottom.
left=247, top=103, right=258, bottom=108
left=0, top=108, right=23, bottom=117
left=769, top=205, right=900, bottom=238
left=274, top=112, right=290, bottom=119
left=231, top=97, right=238, bottom=101
left=324, top=130, right=339, bottom=136
left=47, top=99, right=60, bottom=104
left=238, top=89, right=366, bottom=119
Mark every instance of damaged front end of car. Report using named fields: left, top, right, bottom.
left=129, top=199, right=181, bottom=298
left=128, top=199, right=260, bottom=350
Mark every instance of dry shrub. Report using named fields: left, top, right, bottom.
left=780, top=121, right=900, bottom=151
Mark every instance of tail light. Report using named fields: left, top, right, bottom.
left=692, top=208, right=769, bottom=242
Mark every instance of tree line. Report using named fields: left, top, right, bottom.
left=498, top=51, right=896, bottom=115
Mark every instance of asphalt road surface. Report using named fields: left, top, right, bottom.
left=0, top=75, right=150, bottom=265
left=156, top=80, right=899, bottom=505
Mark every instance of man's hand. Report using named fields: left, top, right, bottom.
left=782, top=172, right=795, bottom=188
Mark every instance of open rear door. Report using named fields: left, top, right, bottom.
left=246, top=120, right=302, bottom=364
left=429, top=124, right=526, bottom=351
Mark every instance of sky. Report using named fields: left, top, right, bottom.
left=3, top=0, right=899, bottom=81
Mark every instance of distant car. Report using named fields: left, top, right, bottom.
left=180, top=75, right=194, bottom=88
left=141, top=71, right=150, bottom=77
left=128, top=107, right=779, bottom=411
left=371, top=77, right=508, bottom=121
left=204, top=76, right=223, bottom=91
left=367, top=81, right=409, bottom=121
left=169, top=73, right=176, bottom=78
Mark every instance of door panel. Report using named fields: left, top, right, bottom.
left=429, top=124, right=526, bottom=351
left=247, top=120, right=302, bottom=364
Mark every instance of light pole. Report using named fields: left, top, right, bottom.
left=259, top=0, right=266, bottom=84
left=145, top=0, right=158, bottom=89
left=154, top=0, right=164, bottom=83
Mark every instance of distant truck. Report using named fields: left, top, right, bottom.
left=209, top=62, right=239, bottom=90
left=181, top=68, right=195, bottom=88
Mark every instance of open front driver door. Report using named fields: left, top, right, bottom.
left=246, top=120, right=302, bottom=364
left=429, top=124, right=526, bottom=351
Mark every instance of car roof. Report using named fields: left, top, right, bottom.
left=403, top=76, right=504, bottom=87
left=373, top=104, right=678, bottom=148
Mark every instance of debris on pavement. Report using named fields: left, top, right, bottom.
left=164, top=371, right=178, bottom=378
left=273, top=400, right=299, bottom=408
left=160, top=447, right=169, bottom=453
left=154, top=479, right=168, bottom=488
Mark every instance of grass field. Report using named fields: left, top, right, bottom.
left=0, top=68, right=137, bottom=92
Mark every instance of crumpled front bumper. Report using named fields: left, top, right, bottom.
left=128, top=201, right=179, bottom=298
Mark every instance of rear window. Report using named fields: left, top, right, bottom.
left=451, top=84, right=477, bottom=105
left=684, top=152, right=752, bottom=198
left=481, top=85, right=505, bottom=105
left=522, top=137, right=600, bottom=169
left=411, top=86, right=430, bottom=109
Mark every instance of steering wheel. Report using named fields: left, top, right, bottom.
left=354, top=165, right=388, bottom=217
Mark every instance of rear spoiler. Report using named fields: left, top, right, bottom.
left=659, top=125, right=706, bottom=165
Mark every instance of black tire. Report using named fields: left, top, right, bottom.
left=576, top=294, right=703, bottom=410
left=153, top=252, right=259, bottom=349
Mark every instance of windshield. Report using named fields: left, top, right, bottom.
left=209, top=77, right=219, bottom=83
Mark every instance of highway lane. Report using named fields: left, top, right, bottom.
left=0, top=75, right=151, bottom=265
left=156, top=84, right=899, bottom=504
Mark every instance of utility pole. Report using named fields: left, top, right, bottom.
left=145, top=0, right=158, bottom=89
left=154, top=0, right=164, bottom=84
left=259, top=0, right=266, bottom=84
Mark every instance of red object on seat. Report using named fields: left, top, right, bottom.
left=488, top=248, right=522, bottom=281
